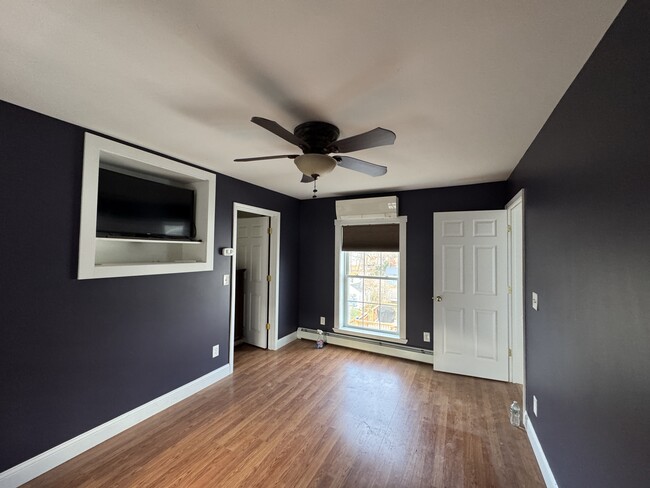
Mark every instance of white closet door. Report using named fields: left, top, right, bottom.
left=433, top=210, right=508, bottom=381
left=237, top=217, right=269, bottom=349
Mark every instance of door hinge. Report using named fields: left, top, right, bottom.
left=507, top=224, right=512, bottom=232
left=508, top=347, right=512, bottom=358
left=266, top=323, right=271, bottom=331
left=267, top=275, right=272, bottom=282
left=267, top=227, right=272, bottom=235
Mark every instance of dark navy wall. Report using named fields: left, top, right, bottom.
left=0, top=101, right=299, bottom=471
left=299, top=183, right=507, bottom=349
left=507, top=1, right=650, bottom=486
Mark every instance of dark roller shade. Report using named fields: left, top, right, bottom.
left=342, top=224, right=399, bottom=252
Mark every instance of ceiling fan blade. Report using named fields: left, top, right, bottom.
left=334, top=156, right=387, bottom=177
left=251, top=117, right=308, bottom=148
left=328, top=127, right=396, bottom=153
left=234, top=154, right=299, bottom=162
left=300, top=174, right=315, bottom=183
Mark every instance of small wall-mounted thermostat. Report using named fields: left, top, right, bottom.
left=220, top=247, right=235, bottom=256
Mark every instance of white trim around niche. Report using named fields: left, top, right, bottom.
left=78, top=133, right=216, bottom=280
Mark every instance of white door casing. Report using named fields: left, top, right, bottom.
left=433, top=210, right=509, bottom=381
left=237, top=216, right=270, bottom=349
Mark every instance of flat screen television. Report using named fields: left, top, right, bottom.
left=96, top=168, right=196, bottom=240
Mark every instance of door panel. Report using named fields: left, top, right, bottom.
left=434, top=210, right=508, bottom=381
left=237, top=216, right=269, bottom=349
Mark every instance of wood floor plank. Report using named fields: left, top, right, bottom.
left=23, top=341, right=543, bottom=487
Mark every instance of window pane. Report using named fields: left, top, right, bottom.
left=362, top=303, right=379, bottom=328
left=378, top=305, right=397, bottom=332
left=347, top=301, right=363, bottom=327
left=364, top=253, right=382, bottom=276
left=363, top=278, right=381, bottom=304
left=382, top=252, right=399, bottom=278
left=347, top=252, right=364, bottom=275
left=381, top=280, right=398, bottom=305
left=347, top=277, right=363, bottom=302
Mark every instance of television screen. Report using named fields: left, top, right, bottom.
left=96, top=168, right=195, bottom=240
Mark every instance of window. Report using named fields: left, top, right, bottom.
left=344, top=251, right=399, bottom=333
left=334, top=217, right=407, bottom=343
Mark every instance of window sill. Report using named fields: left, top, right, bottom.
left=333, top=327, right=408, bottom=344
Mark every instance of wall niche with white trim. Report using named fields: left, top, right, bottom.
left=78, top=133, right=216, bottom=279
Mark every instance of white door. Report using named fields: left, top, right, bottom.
left=433, top=210, right=508, bottom=381
left=237, top=216, right=269, bottom=349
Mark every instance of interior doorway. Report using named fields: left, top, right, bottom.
left=507, top=190, right=525, bottom=407
left=229, top=204, right=281, bottom=372
left=236, top=214, right=270, bottom=349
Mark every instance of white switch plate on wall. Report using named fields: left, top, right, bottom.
left=320, top=316, right=326, bottom=325
left=533, top=395, right=538, bottom=416
left=532, top=292, right=539, bottom=310
left=223, top=274, right=230, bottom=286
left=423, top=332, right=431, bottom=342
left=212, top=345, right=219, bottom=358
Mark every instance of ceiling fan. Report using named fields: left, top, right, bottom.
left=234, top=117, right=396, bottom=190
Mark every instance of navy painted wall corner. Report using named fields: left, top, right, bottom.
left=0, top=101, right=300, bottom=471
left=298, top=183, right=508, bottom=350
left=507, top=1, right=650, bottom=486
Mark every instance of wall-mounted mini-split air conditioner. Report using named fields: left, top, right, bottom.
left=335, top=196, right=398, bottom=220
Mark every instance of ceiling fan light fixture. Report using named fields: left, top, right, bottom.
left=294, top=154, right=337, bottom=178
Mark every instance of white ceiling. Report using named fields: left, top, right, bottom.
left=0, top=1, right=624, bottom=199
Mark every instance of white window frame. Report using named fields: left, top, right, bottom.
left=334, top=216, right=407, bottom=344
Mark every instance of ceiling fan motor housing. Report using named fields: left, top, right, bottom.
left=293, top=121, right=340, bottom=153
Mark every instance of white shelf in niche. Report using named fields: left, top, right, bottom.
left=78, top=133, right=216, bottom=280
left=96, top=237, right=203, bottom=245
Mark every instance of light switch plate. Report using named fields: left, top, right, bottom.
left=212, top=345, right=219, bottom=358
left=423, top=332, right=431, bottom=342
left=319, top=316, right=326, bottom=326
left=223, top=274, right=230, bottom=286
left=532, top=292, right=538, bottom=311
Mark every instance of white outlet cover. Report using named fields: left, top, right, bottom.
left=423, top=332, right=431, bottom=342
left=320, top=316, right=326, bottom=325
left=533, top=395, right=538, bottom=416
left=223, top=274, right=230, bottom=286
left=212, top=345, right=219, bottom=358
left=532, top=292, right=538, bottom=311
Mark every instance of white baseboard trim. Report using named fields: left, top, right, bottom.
left=0, top=364, right=232, bottom=488
left=297, top=327, right=433, bottom=364
left=275, top=331, right=298, bottom=349
left=524, top=411, right=559, bottom=488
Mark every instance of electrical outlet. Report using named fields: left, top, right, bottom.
left=223, top=274, right=230, bottom=286
left=320, top=316, right=326, bottom=326
left=423, top=332, right=431, bottom=342
left=532, top=292, right=538, bottom=311
left=212, top=345, right=219, bottom=358
left=533, top=395, right=538, bottom=417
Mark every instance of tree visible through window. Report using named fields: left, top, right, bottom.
left=344, top=251, right=399, bottom=334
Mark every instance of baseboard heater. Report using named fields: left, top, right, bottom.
left=297, top=327, right=433, bottom=365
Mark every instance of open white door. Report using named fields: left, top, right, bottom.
left=237, top=216, right=269, bottom=349
left=433, top=210, right=508, bottom=381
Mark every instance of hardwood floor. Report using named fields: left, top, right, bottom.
left=25, top=341, right=543, bottom=487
